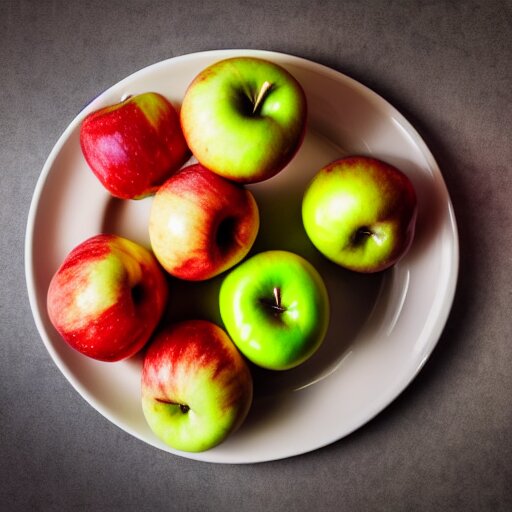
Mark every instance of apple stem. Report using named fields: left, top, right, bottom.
left=271, top=287, right=286, bottom=313
left=273, top=287, right=282, bottom=309
left=259, top=287, right=286, bottom=315
left=252, top=81, right=272, bottom=115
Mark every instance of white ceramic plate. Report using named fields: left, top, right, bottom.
left=25, top=49, right=458, bottom=463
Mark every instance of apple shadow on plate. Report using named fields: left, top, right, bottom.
left=101, top=195, right=153, bottom=248
left=145, top=178, right=383, bottom=403
left=245, top=183, right=384, bottom=399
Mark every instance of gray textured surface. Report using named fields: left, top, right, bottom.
left=1, top=0, right=511, bottom=510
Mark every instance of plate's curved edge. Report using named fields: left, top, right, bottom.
left=23, top=110, right=155, bottom=448
left=24, top=49, right=460, bottom=464
left=25, top=113, right=80, bottom=356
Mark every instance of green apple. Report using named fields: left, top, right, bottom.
left=141, top=320, right=253, bottom=452
left=302, top=156, right=418, bottom=273
left=180, top=56, right=307, bottom=183
left=219, top=250, right=329, bottom=370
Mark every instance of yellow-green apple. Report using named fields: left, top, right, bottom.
left=219, top=250, right=329, bottom=370
left=149, top=163, right=259, bottom=281
left=180, top=57, right=307, bottom=183
left=47, top=234, right=168, bottom=362
left=302, top=156, right=418, bottom=273
left=141, top=319, right=253, bottom=452
left=80, top=92, right=190, bottom=199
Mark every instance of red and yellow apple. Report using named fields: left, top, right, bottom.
left=180, top=57, right=307, bottom=183
left=80, top=92, right=190, bottom=199
left=47, top=234, right=168, bottom=362
left=141, top=319, right=253, bottom=452
left=302, top=156, right=418, bottom=273
left=149, top=163, right=259, bottom=281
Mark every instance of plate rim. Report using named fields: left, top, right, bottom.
left=25, top=48, right=459, bottom=463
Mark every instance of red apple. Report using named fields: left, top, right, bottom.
left=47, top=234, right=168, bottom=362
left=141, top=319, right=253, bottom=452
left=80, top=92, right=190, bottom=199
left=149, top=164, right=260, bottom=281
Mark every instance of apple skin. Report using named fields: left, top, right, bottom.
left=149, top=163, right=260, bottom=281
left=80, top=92, right=190, bottom=199
left=141, top=319, right=253, bottom=452
left=47, top=234, right=168, bottom=362
left=302, top=156, right=418, bottom=273
left=180, top=57, right=307, bottom=183
left=219, top=250, right=330, bottom=371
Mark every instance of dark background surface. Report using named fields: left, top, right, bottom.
left=1, top=1, right=511, bottom=510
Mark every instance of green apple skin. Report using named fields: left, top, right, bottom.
left=47, top=234, right=168, bottom=362
left=302, top=156, right=417, bottom=273
left=219, top=251, right=330, bottom=371
left=141, top=320, right=253, bottom=453
left=180, top=57, right=307, bottom=183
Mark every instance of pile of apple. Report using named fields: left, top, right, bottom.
left=47, top=57, right=417, bottom=453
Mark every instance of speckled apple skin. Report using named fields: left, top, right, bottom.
left=80, top=92, right=190, bottom=199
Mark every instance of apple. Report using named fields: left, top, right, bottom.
left=141, top=319, right=253, bottom=452
left=80, top=92, right=190, bottom=199
left=149, top=163, right=259, bottom=281
left=47, top=234, right=168, bottom=362
left=302, top=156, right=418, bottom=273
left=180, top=56, right=307, bottom=183
left=219, top=250, right=330, bottom=370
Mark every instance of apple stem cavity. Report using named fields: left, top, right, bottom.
left=252, top=81, right=273, bottom=115
left=216, top=216, right=237, bottom=253
left=156, top=398, right=190, bottom=414
left=260, top=286, right=287, bottom=317
left=131, top=283, right=144, bottom=304
left=352, top=227, right=374, bottom=246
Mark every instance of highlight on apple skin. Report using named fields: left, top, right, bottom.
left=141, top=319, right=253, bottom=453
left=149, top=163, right=260, bottom=281
left=302, top=156, right=418, bottom=273
left=219, top=250, right=330, bottom=371
left=47, top=234, right=168, bottom=362
left=180, top=56, right=307, bottom=184
left=80, top=92, right=190, bottom=199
